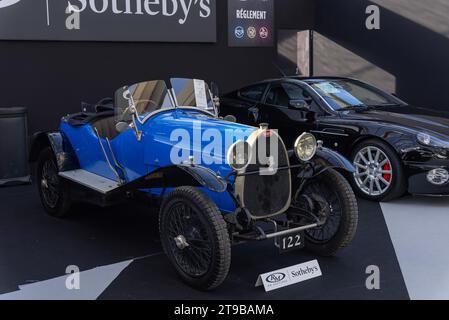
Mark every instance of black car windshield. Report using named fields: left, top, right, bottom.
left=308, top=79, right=405, bottom=111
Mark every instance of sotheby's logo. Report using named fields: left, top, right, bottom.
left=0, top=0, right=21, bottom=9
left=0, top=0, right=216, bottom=42
left=67, top=0, right=212, bottom=25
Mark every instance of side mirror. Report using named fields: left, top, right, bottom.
left=117, top=87, right=142, bottom=141
left=210, top=82, right=221, bottom=110
left=210, top=82, right=219, bottom=98
left=289, top=99, right=310, bottom=111
left=223, top=115, right=237, bottom=123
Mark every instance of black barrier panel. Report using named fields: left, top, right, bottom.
left=0, top=107, right=30, bottom=186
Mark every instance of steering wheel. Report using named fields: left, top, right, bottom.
left=120, top=99, right=159, bottom=119
left=133, top=99, right=159, bottom=113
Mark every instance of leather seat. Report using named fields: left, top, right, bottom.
left=91, top=116, right=120, bottom=140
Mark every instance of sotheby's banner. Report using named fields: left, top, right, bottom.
left=228, top=0, right=274, bottom=47
left=0, top=0, right=216, bottom=42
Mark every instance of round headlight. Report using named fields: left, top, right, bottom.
left=227, top=140, right=251, bottom=171
left=294, top=133, right=317, bottom=161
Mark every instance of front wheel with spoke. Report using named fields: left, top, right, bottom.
left=159, top=187, right=231, bottom=291
left=351, top=139, right=407, bottom=202
left=291, top=169, right=358, bottom=256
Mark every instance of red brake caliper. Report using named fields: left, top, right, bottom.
left=383, top=162, right=392, bottom=182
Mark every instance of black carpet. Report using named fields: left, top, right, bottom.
left=0, top=184, right=409, bottom=299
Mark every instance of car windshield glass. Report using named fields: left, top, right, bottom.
left=309, top=79, right=404, bottom=111
left=115, top=80, right=173, bottom=121
left=170, top=78, right=216, bottom=114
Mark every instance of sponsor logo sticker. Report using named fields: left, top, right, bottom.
left=256, top=260, right=322, bottom=292
left=234, top=26, right=245, bottom=39
left=259, top=26, right=269, bottom=39
left=247, top=26, right=257, bottom=39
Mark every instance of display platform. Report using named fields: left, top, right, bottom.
left=0, top=183, right=447, bottom=300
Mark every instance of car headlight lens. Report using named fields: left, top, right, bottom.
left=417, top=133, right=449, bottom=149
left=227, top=140, right=251, bottom=171
left=294, top=133, right=317, bottom=161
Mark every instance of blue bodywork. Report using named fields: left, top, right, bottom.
left=60, top=108, right=257, bottom=214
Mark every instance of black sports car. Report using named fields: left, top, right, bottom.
left=220, top=77, right=449, bottom=201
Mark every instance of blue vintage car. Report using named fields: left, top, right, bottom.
left=30, top=78, right=358, bottom=290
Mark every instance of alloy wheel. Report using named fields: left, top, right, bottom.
left=353, top=146, right=393, bottom=196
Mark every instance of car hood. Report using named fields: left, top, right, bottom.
left=143, top=109, right=258, bottom=173
left=341, top=105, right=449, bottom=137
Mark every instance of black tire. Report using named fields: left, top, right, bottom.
left=295, top=169, right=358, bottom=256
left=159, top=187, right=231, bottom=290
left=36, top=147, right=72, bottom=218
left=350, top=139, right=407, bottom=202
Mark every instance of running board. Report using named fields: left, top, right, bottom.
left=59, top=169, right=120, bottom=194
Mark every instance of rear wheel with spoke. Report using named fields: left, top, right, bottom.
left=36, top=147, right=72, bottom=217
left=159, top=187, right=231, bottom=290
left=351, top=139, right=406, bottom=202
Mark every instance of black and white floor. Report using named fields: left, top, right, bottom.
left=0, top=184, right=448, bottom=300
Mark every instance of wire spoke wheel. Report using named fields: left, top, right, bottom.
left=37, top=147, right=72, bottom=217
left=292, top=177, right=342, bottom=243
left=41, top=159, right=60, bottom=208
left=159, top=187, right=231, bottom=290
left=166, top=202, right=213, bottom=278
left=353, top=146, right=393, bottom=196
left=290, top=169, right=358, bottom=256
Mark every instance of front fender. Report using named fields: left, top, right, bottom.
left=314, top=147, right=355, bottom=173
left=288, top=147, right=355, bottom=173
left=117, top=164, right=228, bottom=194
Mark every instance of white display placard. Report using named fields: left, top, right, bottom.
left=255, top=260, right=322, bottom=292
left=193, top=79, right=208, bottom=108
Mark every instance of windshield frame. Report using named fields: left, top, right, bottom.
left=170, top=78, right=218, bottom=116
left=119, top=79, right=219, bottom=125
left=306, top=78, right=407, bottom=111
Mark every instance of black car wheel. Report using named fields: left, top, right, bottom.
left=351, top=139, right=407, bottom=201
left=159, top=187, right=231, bottom=291
left=291, top=169, right=358, bottom=256
left=36, top=147, right=72, bottom=217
